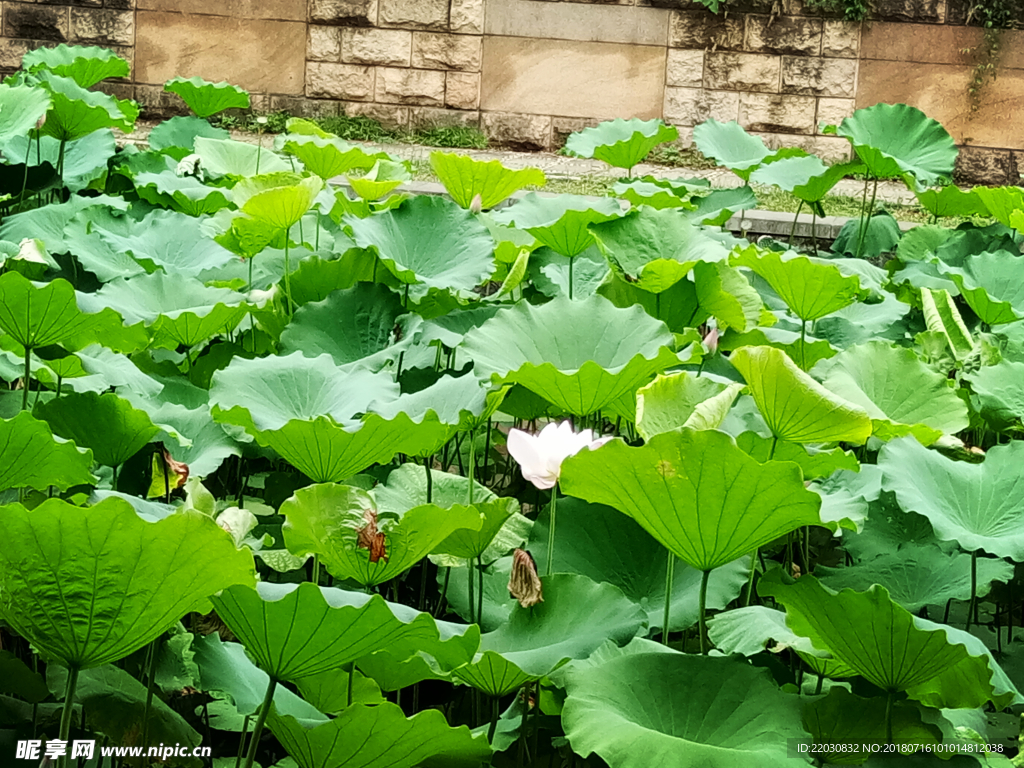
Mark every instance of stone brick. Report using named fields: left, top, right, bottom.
left=704, top=52, right=780, bottom=92
left=955, top=147, right=1018, bottom=186
left=445, top=71, right=480, bottom=109
left=781, top=56, right=856, bottom=97
left=754, top=132, right=853, bottom=162
left=306, top=62, right=375, bottom=101
left=450, top=0, right=483, bottom=34
left=0, top=39, right=49, bottom=71
left=308, top=0, right=377, bottom=26
left=669, top=11, right=744, bottom=51
left=486, top=0, right=669, bottom=46
left=409, top=106, right=480, bottom=130
left=815, top=97, right=854, bottom=132
left=375, top=66, right=446, bottom=106
left=412, top=33, right=483, bottom=72
left=342, top=27, right=411, bottom=66
left=269, top=95, right=342, bottom=119
left=5, top=5, right=68, bottom=42
left=480, top=111, right=553, bottom=151
left=105, top=0, right=136, bottom=9
left=745, top=15, right=822, bottom=56
left=871, top=0, right=944, bottom=22
left=137, top=0, right=304, bottom=19
left=738, top=92, right=817, bottom=134
left=821, top=20, right=860, bottom=58
left=135, top=84, right=188, bottom=118
left=378, top=0, right=448, bottom=30
left=553, top=116, right=603, bottom=147
left=343, top=101, right=409, bottom=129
left=94, top=80, right=134, bottom=101
left=860, top=23, right=979, bottom=65
left=664, top=87, right=740, bottom=125
left=666, top=49, right=703, bottom=88
left=70, top=8, right=134, bottom=46
left=308, top=25, right=342, bottom=62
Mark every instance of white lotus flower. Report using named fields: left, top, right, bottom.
left=247, top=284, right=279, bottom=307
left=507, top=421, right=611, bottom=490
left=16, top=238, right=48, bottom=265
left=175, top=153, right=203, bottom=181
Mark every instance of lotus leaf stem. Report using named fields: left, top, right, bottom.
left=140, top=639, right=160, bottom=747
left=435, top=567, right=451, bottom=618
left=568, top=256, right=575, bottom=300
left=477, top=555, right=485, bottom=628
left=283, top=226, right=295, bottom=318
left=698, top=569, right=711, bottom=654
left=21, top=344, right=30, bottom=411
left=347, top=662, right=355, bottom=707
left=967, top=550, right=978, bottom=631
left=468, top=557, right=476, bottom=625
left=661, top=552, right=676, bottom=646
left=788, top=201, right=804, bottom=247
left=235, top=715, right=250, bottom=768
left=312, top=555, right=320, bottom=586
left=884, top=690, right=894, bottom=744
left=58, top=665, right=80, bottom=768
left=545, top=487, right=558, bottom=577
left=244, top=677, right=278, bottom=768
left=487, top=695, right=500, bottom=742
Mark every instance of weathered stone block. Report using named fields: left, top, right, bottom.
left=955, top=147, right=1019, bottom=186
left=745, top=15, right=822, bottom=56
left=738, top=92, right=816, bottom=134
left=553, top=116, right=603, bottom=147
left=664, top=87, right=740, bottom=125
left=308, top=25, right=342, bottom=62
left=308, top=0, right=377, bottom=27
left=412, top=33, right=483, bottom=72
left=135, top=84, right=188, bottom=118
left=375, top=66, right=446, bottom=106
left=270, top=95, right=341, bottom=118
left=450, top=0, right=483, bottom=34
left=409, top=107, right=480, bottom=130
left=669, top=11, right=744, bottom=51
left=344, top=101, right=408, bottom=129
left=871, top=0, right=944, bottom=22
left=704, top=52, right=780, bottom=91
left=342, top=27, right=411, bottom=66
left=781, top=56, right=856, bottom=97
left=481, top=111, right=553, bottom=151
left=486, top=0, right=670, bottom=46
left=137, top=0, right=305, bottom=19
left=821, top=20, right=860, bottom=57
left=445, top=71, right=480, bottom=109
left=754, top=132, right=852, bottom=162
left=666, top=49, right=703, bottom=88
left=379, top=0, right=448, bottom=30
left=105, top=0, right=136, bottom=10
left=306, top=61, right=375, bottom=101
left=815, top=97, right=854, bottom=132
left=0, top=39, right=41, bottom=71
left=5, top=5, right=68, bottom=42
left=70, top=8, right=134, bottom=46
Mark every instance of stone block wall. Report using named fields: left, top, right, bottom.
left=0, top=0, right=1019, bottom=181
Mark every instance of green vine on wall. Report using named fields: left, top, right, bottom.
left=802, top=0, right=869, bottom=22
left=962, top=0, right=1021, bottom=114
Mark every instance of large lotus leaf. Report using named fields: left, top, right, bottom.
left=3, top=130, right=115, bottom=193
left=432, top=498, right=518, bottom=561
left=129, top=399, right=238, bottom=479
left=281, top=483, right=481, bottom=587
left=346, top=195, right=495, bottom=296
left=267, top=703, right=491, bottom=768
left=281, top=134, right=390, bottom=180
left=560, top=429, right=821, bottom=571
left=211, top=581, right=478, bottom=681
left=562, top=653, right=808, bottom=768
left=0, top=496, right=254, bottom=669
left=635, top=371, right=743, bottom=439
left=531, top=498, right=748, bottom=633
left=146, top=116, right=229, bottom=157
left=565, top=118, right=678, bottom=171
left=751, top=156, right=861, bottom=206
left=241, top=175, right=323, bottom=231
left=612, top=179, right=693, bottom=209
left=35, top=391, right=159, bottom=468
left=879, top=436, right=1024, bottom=560
left=588, top=206, right=728, bottom=293
left=969, top=359, right=1024, bottom=424
left=693, top=261, right=763, bottom=333
left=972, top=186, right=1024, bottom=228
left=134, top=171, right=233, bottom=216
left=193, top=136, right=290, bottom=177
left=347, top=159, right=410, bottom=200
left=706, top=605, right=833, bottom=660
left=813, top=341, right=969, bottom=445
left=686, top=186, right=759, bottom=226
left=94, top=209, right=235, bottom=276
left=915, top=185, right=989, bottom=219
left=833, top=103, right=956, bottom=185
left=295, top=665, right=383, bottom=713
left=452, top=574, right=646, bottom=696
left=758, top=571, right=987, bottom=698
left=529, top=245, right=609, bottom=300
left=814, top=293, right=910, bottom=349
left=693, top=120, right=780, bottom=181
left=430, top=151, right=545, bottom=209
left=736, top=433, right=859, bottom=481
left=939, top=250, right=1024, bottom=326
left=730, top=345, right=873, bottom=445
left=492, top=193, right=623, bottom=258
left=368, top=372, right=492, bottom=434
left=732, top=245, right=862, bottom=321
left=0, top=272, right=120, bottom=350
left=0, top=412, right=95, bottom=492
left=36, top=72, right=138, bottom=142
left=164, top=76, right=250, bottom=118
left=809, top=465, right=881, bottom=533
left=818, top=543, right=1012, bottom=613
left=0, top=192, right=126, bottom=253
left=0, top=84, right=50, bottom=144
left=461, top=294, right=678, bottom=416
left=23, top=44, right=130, bottom=87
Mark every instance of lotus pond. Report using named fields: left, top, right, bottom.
left=2, top=44, right=1024, bottom=768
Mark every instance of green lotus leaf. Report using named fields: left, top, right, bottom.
left=813, top=293, right=909, bottom=349
left=752, top=157, right=862, bottom=208
left=565, top=118, right=678, bottom=172
left=531, top=498, right=748, bottom=633
left=758, top=571, right=988, bottom=699
left=0, top=412, right=96, bottom=492
left=693, top=261, right=763, bottom=333
left=127, top=398, right=239, bottom=479
left=809, top=466, right=881, bottom=533
left=461, top=294, right=678, bottom=416
left=730, top=345, right=873, bottom=445
left=685, top=186, right=759, bottom=226
left=94, top=209, right=235, bottom=275
left=529, top=245, right=610, bottom=300
left=693, top=119, right=791, bottom=182
left=560, top=429, right=821, bottom=571
left=146, top=115, right=229, bottom=157
left=707, top=605, right=832, bottom=659
left=430, top=151, right=546, bottom=209
left=834, top=103, right=957, bottom=185
left=561, top=653, right=808, bottom=768
left=23, top=44, right=129, bottom=87
left=732, top=245, right=863, bottom=321
left=611, top=179, right=693, bottom=209
left=879, top=436, right=1024, bottom=560
left=346, top=195, right=496, bottom=297
left=736, top=433, right=859, bottom=481
left=818, top=543, right=1012, bottom=613
left=237, top=174, right=322, bottom=232
left=36, top=71, right=138, bottom=142
left=0, top=84, right=51, bottom=144
left=134, top=171, right=233, bottom=216
left=920, top=287, right=974, bottom=361
left=968, top=359, right=1024, bottom=425
left=164, top=76, right=250, bottom=118
left=347, top=159, right=410, bottom=200
left=373, top=461, right=500, bottom=514
left=452, top=574, right=646, bottom=696
left=267, top=703, right=491, bottom=768
left=211, top=581, right=479, bottom=681
left=0, top=191, right=125, bottom=251
left=588, top=206, right=729, bottom=293
left=193, top=136, right=290, bottom=177
left=813, top=341, right=969, bottom=445
left=0, top=496, right=255, bottom=669
left=635, top=371, right=743, bottom=439
left=492, top=193, right=623, bottom=258
left=914, top=185, right=989, bottom=219
left=281, top=483, right=481, bottom=588
left=281, top=133, right=390, bottom=180
left=295, top=665, right=383, bottom=713
left=35, top=391, right=159, bottom=468
left=831, top=209, right=903, bottom=259
left=972, top=186, right=1024, bottom=228
left=939, top=250, right=1024, bottom=326
left=3, top=130, right=116, bottom=194
left=431, top=498, right=518, bottom=561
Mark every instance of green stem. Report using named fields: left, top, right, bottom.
left=698, top=569, right=711, bottom=654
left=466, top=428, right=476, bottom=506
left=487, top=695, right=500, bottom=743
left=477, top=555, right=484, bottom=630
left=468, top=556, right=476, bottom=625
left=140, top=639, right=160, bottom=748
left=768, top=435, right=778, bottom=461
left=855, top=178, right=879, bottom=260
left=57, top=139, right=67, bottom=186
left=802, top=526, right=811, bottom=575
left=788, top=200, right=804, bottom=246
left=22, top=345, right=31, bottom=411
left=243, top=677, right=278, bottom=768
left=58, top=666, right=80, bottom=768
left=661, top=551, right=676, bottom=646
left=283, top=225, right=295, bottom=318
left=312, top=555, right=320, bottom=586
left=744, top=551, right=758, bottom=607
left=799, top=320, right=807, bottom=370
left=884, top=690, right=894, bottom=745
left=811, top=210, right=818, bottom=254
left=435, top=566, right=451, bottom=618
left=545, top=486, right=558, bottom=576
left=568, top=255, right=575, bottom=301
left=967, top=550, right=978, bottom=631
left=235, top=715, right=251, bottom=768
left=347, top=662, right=355, bottom=707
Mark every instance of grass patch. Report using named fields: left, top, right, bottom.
left=646, top=145, right=719, bottom=171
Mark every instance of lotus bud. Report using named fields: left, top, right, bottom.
left=508, top=549, right=543, bottom=608
left=356, top=508, right=387, bottom=563
left=16, top=238, right=48, bottom=265
left=703, top=327, right=719, bottom=356
left=147, top=447, right=190, bottom=499
left=469, top=193, right=483, bottom=214
left=507, top=421, right=612, bottom=490
left=35, top=113, right=47, bottom=131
